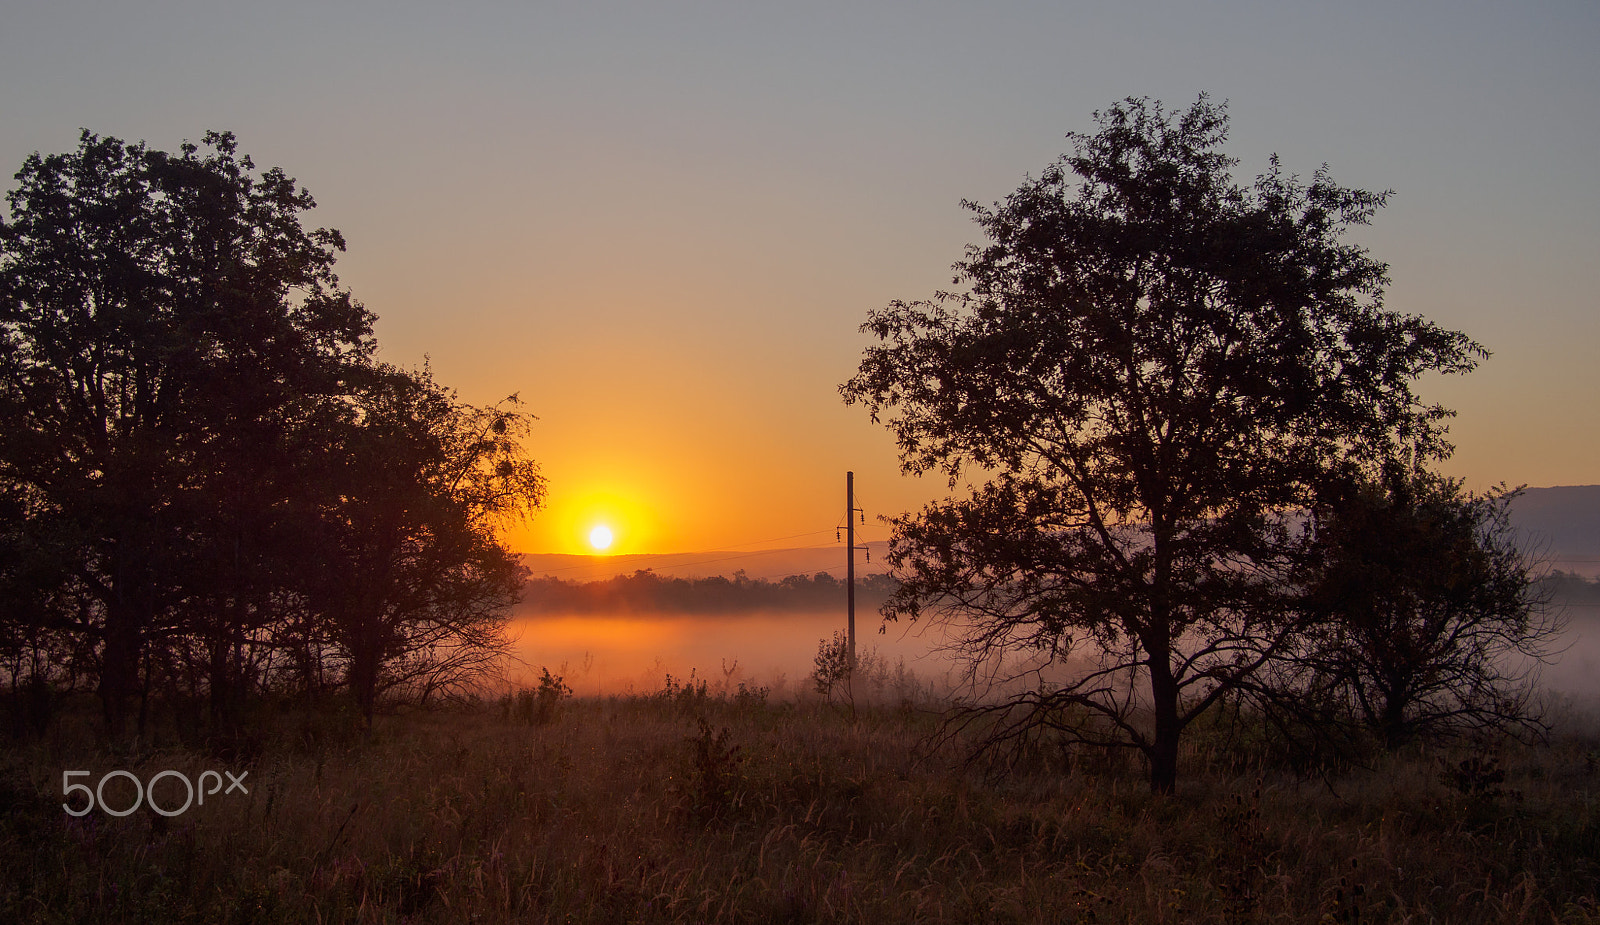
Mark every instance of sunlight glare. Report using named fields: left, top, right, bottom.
left=588, top=524, right=614, bottom=551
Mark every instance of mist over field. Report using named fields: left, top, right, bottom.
left=504, top=489, right=1599, bottom=705
left=1546, top=613, right=1600, bottom=703
left=505, top=608, right=950, bottom=698
left=508, top=568, right=1600, bottom=708
left=1539, top=576, right=1600, bottom=705
left=502, top=489, right=1600, bottom=708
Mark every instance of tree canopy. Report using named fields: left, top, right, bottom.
left=842, top=95, right=1485, bottom=792
left=0, top=130, right=542, bottom=735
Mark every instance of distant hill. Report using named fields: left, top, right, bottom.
left=521, top=542, right=891, bottom=583
left=519, top=486, right=1599, bottom=582
left=1510, top=485, right=1600, bottom=575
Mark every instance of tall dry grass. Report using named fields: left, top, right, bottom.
left=2, top=685, right=1598, bottom=923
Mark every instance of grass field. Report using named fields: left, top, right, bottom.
left=3, top=683, right=1599, bottom=924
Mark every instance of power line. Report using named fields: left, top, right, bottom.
left=635, top=541, right=844, bottom=575
left=745, top=547, right=892, bottom=582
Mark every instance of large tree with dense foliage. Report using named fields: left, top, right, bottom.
left=0, top=130, right=374, bottom=732
left=842, top=96, right=1484, bottom=792
left=0, top=130, right=541, bottom=735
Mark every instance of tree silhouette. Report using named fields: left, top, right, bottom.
left=1, top=131, right=542, bottom=735
left=0, top=131, right=374, bottom=733
left=1284, top=472, right=1558, bottom=749
left=842, top=96, right=1484, bottom=792
left=306, top=367, right=542, bottom=722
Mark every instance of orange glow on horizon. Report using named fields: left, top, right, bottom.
left=488, top=344, right=925, bottom=558
left=508, top=478, right=664, bottom=556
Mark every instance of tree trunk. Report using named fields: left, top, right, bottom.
left=1147, top=538, right=1181, bottom=794
left=1148, top=653, right=1181, bottom=794
left=207, top=620, right=234, bottom=733
left=1378, top=681, right=1412, bottom=750
left=346, top=617, right=384, bottom=725
left=99, top=595, right=144, bottom=738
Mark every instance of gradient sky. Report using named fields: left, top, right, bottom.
left=4, top=1, right=1596, bottom=556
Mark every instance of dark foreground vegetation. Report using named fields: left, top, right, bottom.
left=2, top=685, right=1598, bottom=924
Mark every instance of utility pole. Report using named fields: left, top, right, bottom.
left=846, top=470, right=858, bottom=668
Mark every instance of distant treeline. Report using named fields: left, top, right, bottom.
left=520, top=569, right=1600, bottom=617
left=521, top=570, right=900, bottom=614
left=1541, top=571, right=1600, bottom=608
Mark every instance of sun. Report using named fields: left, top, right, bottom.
left=588, top=524, right=614, bottom=552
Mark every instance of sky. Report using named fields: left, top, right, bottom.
left=3, top=0, right=1596, bottom=557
